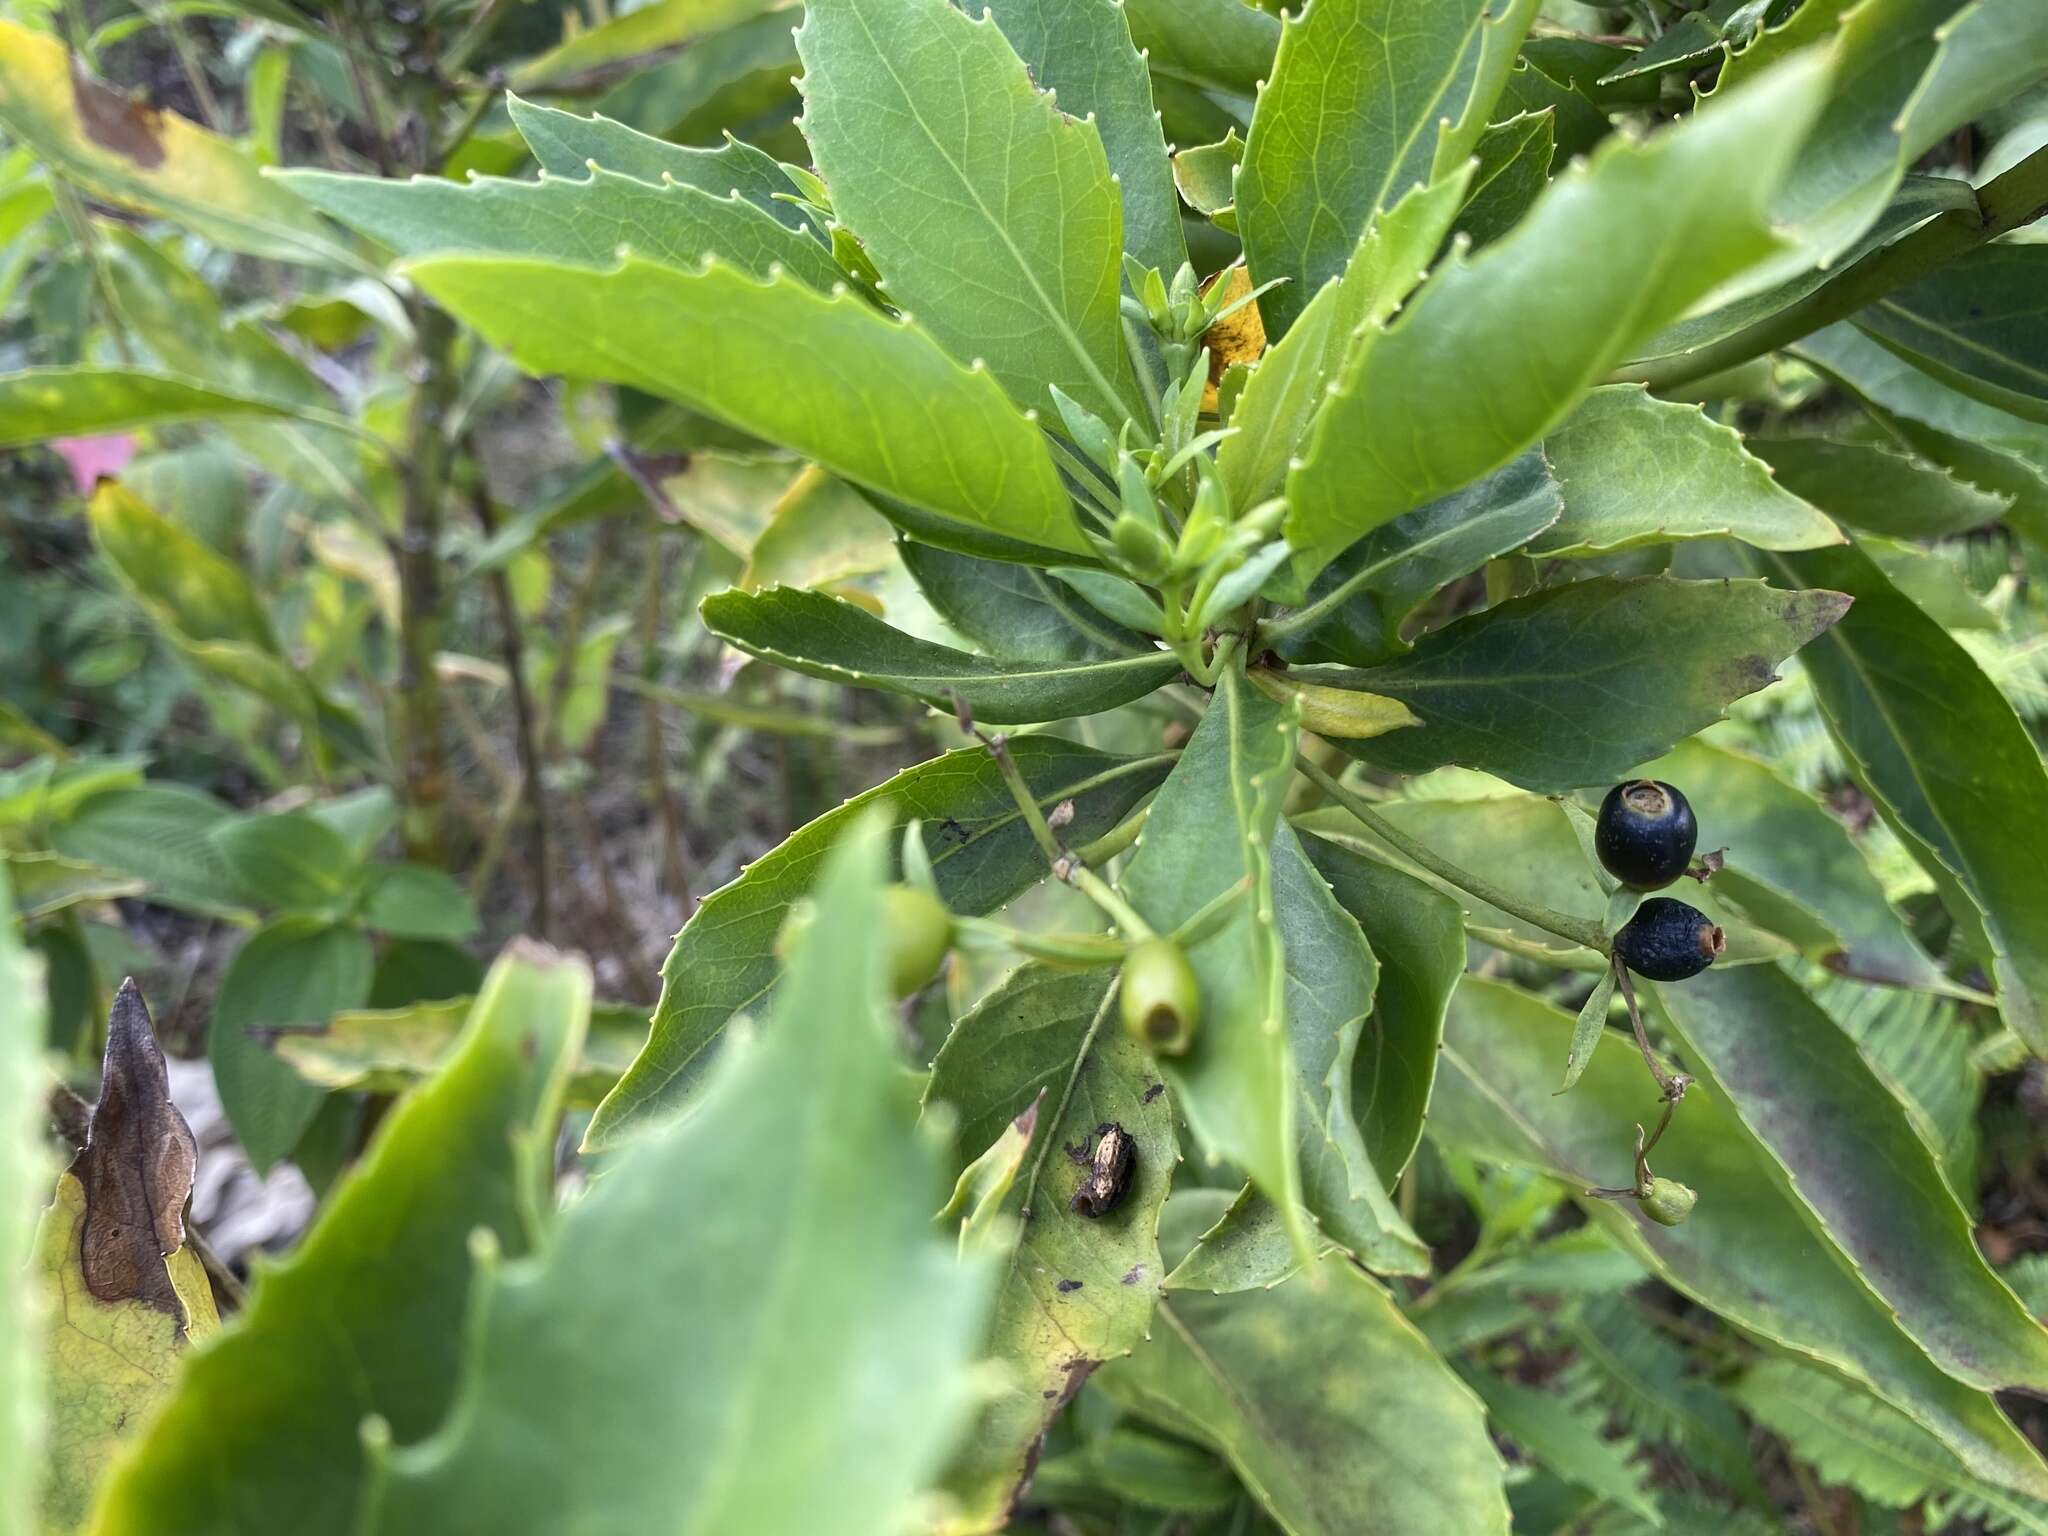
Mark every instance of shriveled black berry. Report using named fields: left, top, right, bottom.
left=1615, top=897, right=1724, bottom=982
left=1595, top=780, right=1698, bottom=889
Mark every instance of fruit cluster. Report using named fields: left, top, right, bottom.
left=1598, top=780, right=1723, bottom=982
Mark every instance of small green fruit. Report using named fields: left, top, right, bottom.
left=1119, top=938, right=1200, bottom=1055
left=1637, top=1177, right=1697, bottom=1227
left=1112, top=513, right=1173, bottom=579
left=881, top=884, right=953, bottom=998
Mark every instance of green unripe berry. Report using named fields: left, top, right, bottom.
left=881, top=884, right=953, bottom=998
left=1119, top=938, right=1200, bottom=1055
left=1637, top=1177, right=1697, bottom=1227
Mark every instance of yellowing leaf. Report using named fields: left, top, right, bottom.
left=37, top=983, right=217, bottom=1535
left=0, top=22, right=359, bottom=269
left=1247, top=668, right=1419, bottom=739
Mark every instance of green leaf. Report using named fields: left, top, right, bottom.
left=1748, top=434, right=2012, bottom=540
left=1314, top=576, right=1849, bottom=792
left=90, top=945, right=591, bottom=1536
left=1458, top=1365, right=1660, bottom=1525
left=795, top=0, right=1139, bottom=424
left=1219, top=170, right=1473, bottom=514
left=5, top=851, right=142, bottom=921
left=0, top=864, right=40, bottom=1536
left=404, top=253, right=1087, bottom=555
left=1454, top=110, right=1554, bottom=249
left=0, top=20, right=358, bottom=268
left=1237, top=0, right=1536, bottom=335
left=1164, top=1186, right=1343, bottom=1294
left=508, top=0, right=780, bottom=89
left=280, top=166, right=844, bottom=294
left=1853, top=244, right=2048, bottom=425
left=365, top=814, right=989, bottom=1536
left=1119, top=666, right=1308, bottom=1261
left=1652, top=962, right=2048, bottom=1395
left=359, top=863, right=481, bottom=942
left=899, top=542, right=1149, bottom=663
left=1171, top=133, right=1241, bottom=224
left=1125, top=0, right=1276, bottom=107
left=1283, top=54, right=1829, bottom=578
left=271, top=996, right=641, bottom=1111
left=1428, top=975, right=2048, bottom=1502
left=211, top=917, right=374, bottom=1174
left=1812, top=975, right=1980, bottom=1203
left=37, top=983, right=216, bottom=1536
left=1272, top=451, right=1561, bottom=667
left=209, top=810, right=361, bottom=914
left=1626, top=737, right=1958, bottom=995
left=0, top=366, right=302, bottom=446
left=1301, top=833, right=1465, bottom=1182
left=1727, top=0, right=2048, bottom=287
left=1097, top=1252, right=1510, bottom=1536
left=1630, top=175, right=1976, bottom=373
left=1735, top=1357, right=2048, bottom=1534
left=700, top=586, right=1180, bottom=723
left=1536, top=385, right=1844, bottom=555
left=1557, top=965, right=1617, bottom=1094
left=1751, top=541, right=2048, bottom=1054
left=923, top=966, right=1176, bottom=1529
left=982, top=0, right=1187, bottom=280
left=49, top=784, right=242, bottom=917
left=1267, top=824, right=1429, bottom=1274
left=505, top=96, right=813, bottom=234
left=589, top=738, right=1170, bottom=1146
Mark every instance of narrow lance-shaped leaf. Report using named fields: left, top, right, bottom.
left=405, top=253, right=1086, bottom=556
left=1650, top=963, right=2048, bottom=1395
left=700, top=586, right=1180, bottom=724
left=1853, top=245, right=2048, bottom=427
left=0, top=21, right=359, bottom=269
left=1748, top=434, right=2012, bottom=541
left=1284, top=53, right=1829, bottom=579
left=923, top=967, right=1176, bottom=1531
left=366, top=814, right=991, bottom=1536
left=1237, top=0, right=1537, bottom=335
left=1428, top=975, right=2048, bottom=1503
left=982, top=0, right=1187, bottom=280
left=589, top=738, right=1172, bottom=1147
left=1118, top=666, right=1309, bottom=1261
left=898, top=542, right=1150, bottom=664
left=506, top=95, right=816, bottom=234
left=90, top=945, right=591, bottom=1536
left=38, top=982, right=217, bottom=1536
left=1536, top=385, right=1843, bottom=556
left=1315, top=575, right=1850, bottom=792
left=278, top=167, right=846, bottom=294
left=0, top=367, right=304, bottom=447
left=796, top=0, right=1139, bottom=424
left=1097, top=1249, right=1511, bottom=1536
left=507, top=0, right=779, bottom=89
left=1750, top=541, right=2048, bottom=1055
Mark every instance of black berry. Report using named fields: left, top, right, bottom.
left=1595, top=780, right=1698, bottom=889
left=1615, top=897, right=1724, bottom=982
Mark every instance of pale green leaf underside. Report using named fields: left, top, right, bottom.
left=796, top=0, right=1139, bottom=424
left=1285, top=53, right=1829, bottom=578
left=402, top=253, right=1085, bottom=555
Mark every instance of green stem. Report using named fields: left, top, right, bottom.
left=1074, top=804, right=1148, bottom=867
left=1295, top=755, right=1611, bottom=954
left=983, top=731, right=1157, bottom=939
left=1616, top=144, right=2048, bottom=391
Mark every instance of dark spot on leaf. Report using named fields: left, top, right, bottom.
left=1142, top=1081, right=1164, bottom=1103
left=75, top=979, right=197, bottom=1315
left=1122, top=1265, right=1144, bottom=1286
left=71, top=62, right=167, bottom=169
left=1056, top=1278, right=1082, bottom=1294
left=938, top=817, right=970, bottom=845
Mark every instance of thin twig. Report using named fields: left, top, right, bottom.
left=1295, top=755, right=1611, bottom=954
left=469, top=470, right=552, bottom=938
left=1612, top=958, right=1691, bottom=1102
left=635, top=520, right=692, bottom=909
